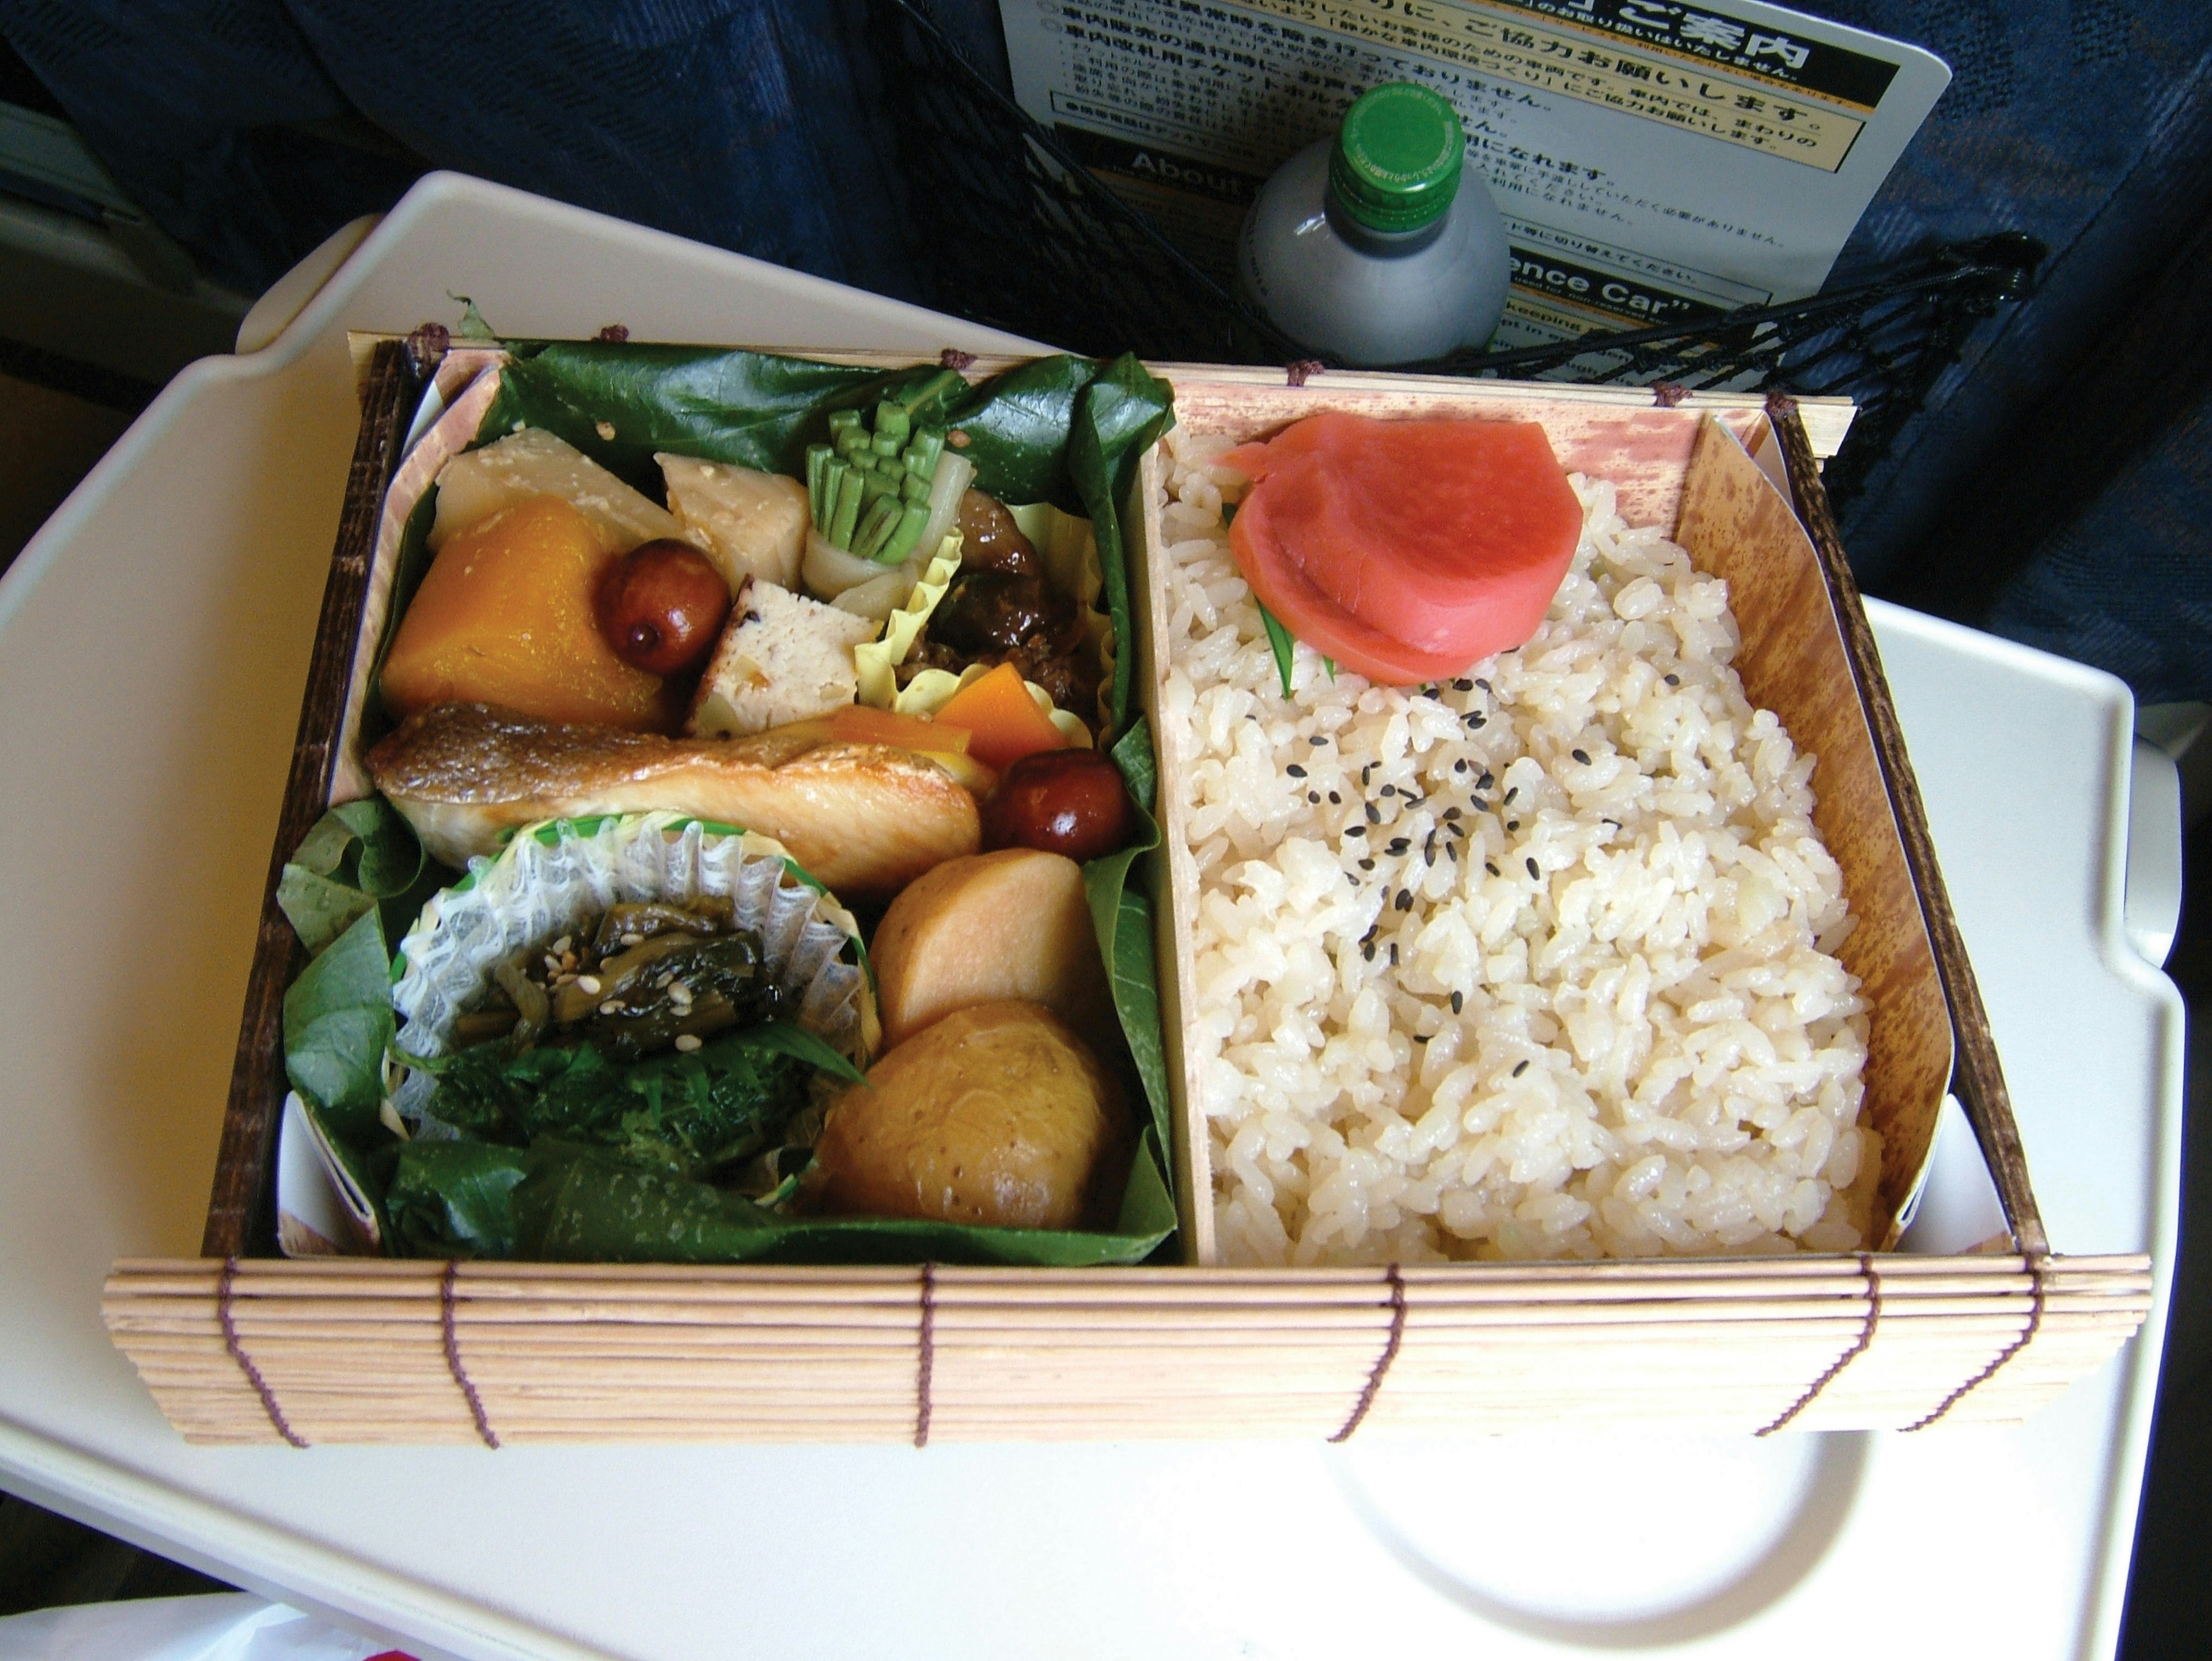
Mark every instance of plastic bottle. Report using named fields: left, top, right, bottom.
left=1236, top=82, right=1509, bottom=367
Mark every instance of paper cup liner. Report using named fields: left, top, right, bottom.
left=388, top=812, right=873, bottom=1130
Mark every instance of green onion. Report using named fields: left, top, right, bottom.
left=828, top=470, right=863, bottom=547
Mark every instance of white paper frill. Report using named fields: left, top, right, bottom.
left=386, top=813, right=873, bottom=1128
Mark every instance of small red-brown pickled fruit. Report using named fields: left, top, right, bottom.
left=596, top=539, right=731, bottom=676
left=985, top=748, right=1135, bottom=862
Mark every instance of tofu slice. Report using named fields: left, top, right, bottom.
left=688, top=580, right=878, bottom=738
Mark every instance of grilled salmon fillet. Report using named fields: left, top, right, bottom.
left=366, top=703, right=979, bottom=898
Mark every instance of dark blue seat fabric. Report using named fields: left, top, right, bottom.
left=1, top=0, right=2205, bottom=700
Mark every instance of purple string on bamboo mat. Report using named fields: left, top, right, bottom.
left=1652, top=381, right=1689, bottom=407
left=914, top=1262, right=938, bottom=1449
left=940, top=348, right=976, bottom=371
left=1765, top=389, right=1800, bottom=422
left=1286, top=359, right=1325, bottom=388
left=217, top=1257, right=309, bottom=1448
left=1756, top=1253, right=1881, bottom=1437
left=1903, top=1257, right=2050, bottom=1432
left=440, top=1262, right=502, bottom=1449
left=1330, top=1264, right=1407, bottom=1443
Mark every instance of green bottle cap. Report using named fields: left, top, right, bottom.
left=1329, top=82, right=1466, bottom=234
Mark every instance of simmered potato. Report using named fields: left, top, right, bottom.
left=813, top=1000, right=1122, bottom=1230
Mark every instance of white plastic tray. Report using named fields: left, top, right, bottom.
left=0, top=173, right=2181, bottom=1661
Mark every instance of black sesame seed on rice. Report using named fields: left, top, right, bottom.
left=1287, top=763, right=1307, bottom=778
left=1328, top=791, right=1342, bottom=804
left=1475, top=678, right=1491, bottom=692
left=1387, top=837, right=1410, bottom=854
left=1478, top=770, right=1494, bottom=790
left=1450, top=991, right=1464, bottom=1014
left=1526, top=857, right=1540, bottom=879
left=1485, top=861, right=1501, bottom=876
left=1465, top=712, right=1486, bottom=729
left=1388, top=943, right=1398, bottom=965
left=1380, top=783, right=1396, bottom=797
left=1309, top=734, right=1328, bottom=746
left=1362, top=941, right=1376, bottom=961
left=1665, top=673, right=1680, bottom=686
left=1453, top=677, right=1474, bottom=692
left=1346, top=825, right=1366, bottom=837
left=1308, top=791, right=1321, bottom=804
left=1507, top=820, right=1520, bottom=832
left=1413, top=1033, right=1431, bottom=1044
left=1362, top=763, right=1374, bottom=784
left=1504, top=786, right=1518, bottom=803
left=1447, top=843, right=1460, bottom=862
left=1358, top=856, right=1376, bottom=870
left=1571, top=749, right=1591, bottom=765
left=1513, top=1059, right=1529, bottom=1076
left=1395, top=889, right=1414, bottom=912
left=1365, top=803, right=1382, bottom=824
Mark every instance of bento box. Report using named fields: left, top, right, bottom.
left=103, top=337, right=2150, bottom=1444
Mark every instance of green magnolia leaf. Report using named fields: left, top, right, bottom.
left=387, top=1141, right=534, bottom=1257
left=1256, top=600, right=1297, bottom=699
left=275, top=866, right=377, bottom=959
left=1066, top=354, right=1175, bottom=734
left=945, top=354, right=1100, bottom=510
left=275, top=798, right=441, bottom=958
left=1083, top=729, right=1170, bottom=1159
left=1109, top=711, right=1158, bottom=815
left=479, top=343, right=906, bottom=494
left=281, top=908, right=395, bottom=1144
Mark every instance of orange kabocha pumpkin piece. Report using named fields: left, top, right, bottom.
left=381, top=495, right=676, bottom=730
left=931, top=662, right=1067, bottom=771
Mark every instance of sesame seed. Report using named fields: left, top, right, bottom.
left=1328, top=791, right=1342, bottom=804
left=1362, top=763, right=1374, bottom=784
left=1388, top=943, right=1398, bottom=965
left=1345, top=825, right=1366, bottom=837
left=599, top=1000, right=622, bottom=1016
left=1454, top=759, right=1468, bottom=773
left=1507, top=820, right=1520, bottom=832
left=552, top=936, right=572, bottom=955
left=1387, top=837, right=1410, bottom=854
left=1572, top=749, right=1591, bottom=765
left=1453, top=678, right=1474, bottom=691
left=622, top=932, right=645, bottom=946
left=1425, top=832, right=1437, bottom=859
left=543, top=955, right=563, bottom=976
left=1365, top=803, right=1382, bottom=824
left=1450, top=991, right=1464, bottom=1014
left=1475, top=678, right=1491, bottom=692
left=1485, top=861, right=1501, bottom=876
left=1308, top=791, right=1321, bottom=804
left=1413, top=1033, right=1431, bottom=1044
left=1447, top=843, right=1460, bottom=862
left=1464, top=712, right=1486, bottom=729
left=1478, top=771, right=1494, bottom=790
left=1513, top=1059, right=1529, bottom=1076
left=577, top=976, right=602, bottom=995
left=1287, top=763, right=1308, bottom=778
left=1504, top=786, right=1518, bottom=803
left=1309, top=734, right=1328, bottom=746
left=1472, top=798, right=1491, bottom=814
left=1380, top=784, right=1397, bottom=797
left=1361, top=923, right=1380, bottom=944
left=1665, top=673, right=1680, bottom=686
left=1525, top=857, right=1540, bottom=879
left=674, top=1034, right=703, bottom=1053
left=1362, top=941, right=1377, bottom=961
left=1395, top=889, right=1414, bottom=911
left=1444, top=806, right=1461, bottom=820
left=1358, top=857, right=1376, bottom=870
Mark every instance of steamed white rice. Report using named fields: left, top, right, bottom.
left=1156, top=426, right=1875, bottom=1265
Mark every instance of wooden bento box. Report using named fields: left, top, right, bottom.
left=104, top=338, right=2150, bottom=1445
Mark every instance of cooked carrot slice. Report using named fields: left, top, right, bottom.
left=931, top=662, right=1067, bottom=770
left=829, top=703, right=972, bottom=753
